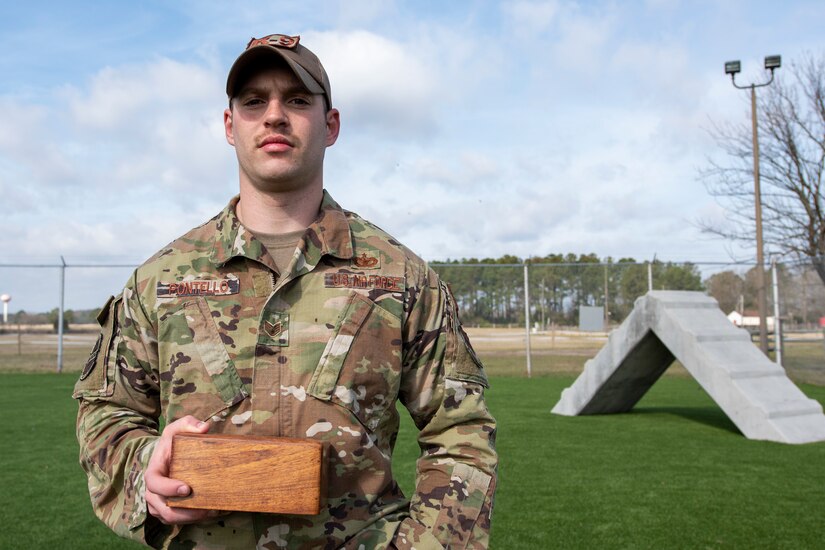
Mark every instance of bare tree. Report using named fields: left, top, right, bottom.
left=782, top=264, right=825, bottom=325
left=705, top=270, right=744, bottom=314
left=700, top=52, right=825, bottom=284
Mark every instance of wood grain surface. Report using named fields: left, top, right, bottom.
left=167, top=433, right=325, bottom=515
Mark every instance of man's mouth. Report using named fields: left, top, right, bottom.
left=259, top=136, right=293, bottom=152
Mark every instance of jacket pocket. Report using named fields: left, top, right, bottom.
left=432, top=463, right=492, bottom=549
left=443, top=281, right=488, bottom=388
left=186, top=298, right=247, bottom=406
left=158, top=297, right=247, bottom=421
left=307, top=292, right=402, bottom=432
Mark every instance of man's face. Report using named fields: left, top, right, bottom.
left=224, top=64, right=339, bottom=194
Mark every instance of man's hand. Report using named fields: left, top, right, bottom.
left=145, top=415, right=224, bottom=524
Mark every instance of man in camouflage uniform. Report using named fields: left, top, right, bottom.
left=74, top=34, right=497, bottom=549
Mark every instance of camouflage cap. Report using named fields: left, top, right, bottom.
left=226, top=34, right=332, bottom=108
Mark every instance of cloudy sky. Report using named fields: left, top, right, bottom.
left=1, top=0, right=823, bottom=312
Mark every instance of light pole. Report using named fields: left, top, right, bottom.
left=725, top=55, right=781, bottom=355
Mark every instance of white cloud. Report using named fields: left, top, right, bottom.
left=66, top=58, right=222, bottom=129
left=308, top=30, right=439, bottom=135
left=0, top=56, right=236, bottom=281
left=411, top=151, right=502, bottom=190
left=611, top=42, right=696, bottom=102
left=550, top=10, right=615, bottom=77
left=501, top=1, right=561, bottom=36
left=333, top=0, right=399, bottom=28
left=57, top=57, right=233, bottom=199
left=0, top=195, right=226, bottom=288
left=0, top=98, right=78, bottom=187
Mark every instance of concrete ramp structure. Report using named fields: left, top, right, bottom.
left=552, top=291, right=825, bottom=444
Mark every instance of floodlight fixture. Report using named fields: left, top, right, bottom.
left=725, top=60, right=741, bottom=75
left=764, top=55, right=781, bottom=70
left=728, top=55, right=780, bottom=90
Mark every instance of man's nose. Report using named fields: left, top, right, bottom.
left=264, top=100, right=288, bottom=127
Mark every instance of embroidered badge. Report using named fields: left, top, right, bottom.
left=79, top=333, right=103, bottom=380
left=157, top=279, right=240, bottom=298
left=264, top=320, right=282, bottom=338
left=324, top=273, right=405, bottom=292
left=247, top=34, right=300, bottom=50
left=352, top=251, right=381, bottom=270
left=260, top=312, right=289, bottom=346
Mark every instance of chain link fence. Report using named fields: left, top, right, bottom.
left=2, top=258, right=824, bottom=374
left=431, top=259, right=825, bottom=328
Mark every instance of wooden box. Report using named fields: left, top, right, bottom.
left=167, top=434, right=325, bottom=515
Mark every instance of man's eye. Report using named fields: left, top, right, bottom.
left=289, top=97, right=310, bottom=106
left=243, top=98, right=265, bottom=107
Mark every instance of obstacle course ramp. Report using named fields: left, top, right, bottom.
left=552, top=291, right=825, bottom=444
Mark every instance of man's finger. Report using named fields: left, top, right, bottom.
left=145, top=415, right=211, bottom=497
left=157, top=505, right=210, bottom=525
left=147, top=491, right=223, bottom=525
left=163, top=415, right=210, bottom=439
left=146, top=474, right=191, bottom=498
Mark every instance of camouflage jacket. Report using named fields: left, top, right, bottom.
left=74, top=192, right=497, bottom=549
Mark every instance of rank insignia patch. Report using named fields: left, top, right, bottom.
left=157, top=278, right=240, bottom=298
left=352, top=251, right=381, bottom=270
left=325, top=273, right=405, bottom=292
left=264, top=320, right=282, bottom=338
left=260, top=312, right=289, bottom=346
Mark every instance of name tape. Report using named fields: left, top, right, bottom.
left=324, top=273, right=404, bottom=292
left=157, top=279, right=240, bottom=298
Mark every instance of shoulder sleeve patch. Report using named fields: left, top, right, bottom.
left=442, top=282, right=488, bottom=387
left=74, top=294, right=122, bottom=399
left=79, top=333, right=104, bottom=381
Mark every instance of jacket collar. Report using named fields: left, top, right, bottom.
left=209, top=190, right=354, bottom=273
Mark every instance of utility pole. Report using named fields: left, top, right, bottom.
left=725, top=55, right=781, bottom=355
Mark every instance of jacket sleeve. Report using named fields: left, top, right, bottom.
left=73, top=273, right=167, bottom=546
left=395, top=266, right=498, bottom=550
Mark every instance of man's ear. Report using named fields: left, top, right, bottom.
left=325, top=108, right=340, bottom=147
left=224, top=107, right=235, bottom=146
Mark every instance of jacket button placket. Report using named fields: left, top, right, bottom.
left=251, top=275, right=291, bottom=436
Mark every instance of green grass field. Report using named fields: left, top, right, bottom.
left=2, top=370, right=825, bottom=549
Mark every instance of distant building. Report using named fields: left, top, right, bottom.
left=727, top=310, right=775, bottom=331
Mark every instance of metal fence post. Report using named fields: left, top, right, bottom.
left=57, top=256, right=66, bottom=373
left=523, top=261, right=532, bottom=378
left=603, top=262, right=609, bottom=330
left=772, top=258, right=782, bottom=366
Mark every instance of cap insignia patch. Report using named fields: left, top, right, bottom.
left=247, top=34, right=300, bottom=50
